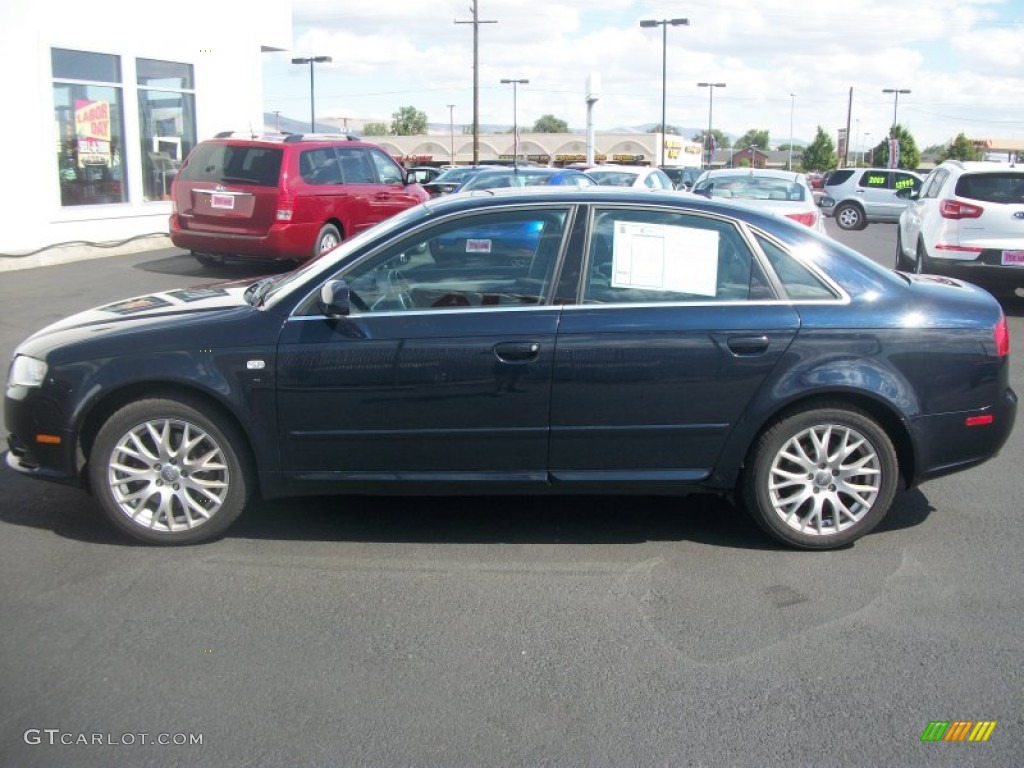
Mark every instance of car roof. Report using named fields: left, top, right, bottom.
left=203, top=132, right=379, bottom=150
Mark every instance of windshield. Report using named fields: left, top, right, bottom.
left=261, top=204, right=433, bottom=307
left=588, top=170, right=639, bottom=187
left=693, top=175, right=806, bottom=201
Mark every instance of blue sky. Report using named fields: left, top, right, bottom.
left=261, top=0, right=1024, bottom=150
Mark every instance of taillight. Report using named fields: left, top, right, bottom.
left=276, top=189, right=294, bottom=221
left=785, top=211, right=817, bottom=228
left=940, top=199, right=983, bottom=219
left=994, top=314, right=1010, bottom=357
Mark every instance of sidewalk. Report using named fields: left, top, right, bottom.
left=0, top=234, right=174, bottom=273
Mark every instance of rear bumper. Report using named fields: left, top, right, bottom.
left=910, top=386, right=1018, bottom=484
left=922, top=249, right=1024, bottom=296
left=169, top=216, right=317, bottom=261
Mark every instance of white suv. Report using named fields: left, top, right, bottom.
left=897, top=160, right=1024, bottom=296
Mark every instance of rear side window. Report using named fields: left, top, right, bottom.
left=179, top=143, right=282, bottom=186
left=336, top=148, right=376, bottom=184
left=755, top=235, right=837, bottom=300
left=954, top=172, right=1024, bottom=204
left=825, top=169, right=854, bottom=187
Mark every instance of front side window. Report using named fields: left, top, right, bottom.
left=52, top=49, right=128, bottom=206
left=584, top=208, right=762, bottom=304
left=137, top=58, right=196, bottom=201
left=369, top=149, right=404, bottom=185
left=337, top=209, right=570, bottom=313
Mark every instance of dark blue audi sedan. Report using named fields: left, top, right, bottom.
left=4, top=188, right=1017, bottom=548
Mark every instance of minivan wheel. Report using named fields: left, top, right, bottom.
left=742, top=405, right=898, bottom=550
left=834, top=202, right=865, bottom=231
left=315, top=224, right=342, bottom=257
left=89, top=397, right=252, bottom=545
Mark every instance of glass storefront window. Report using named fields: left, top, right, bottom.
left=137, top=58, right=196, bottom=201
left=52, top=49, right=128, bottom=207
left=53, top=83, right=128, bottom=207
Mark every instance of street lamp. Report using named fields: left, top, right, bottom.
left=291, top=56, right=332, bottom=132
left=882, top=87, right=911, bottom=135
left=500, top=79, right=528, bottom=164
left=640, top=17, right=689, bottom=167
left=788, top=93, right=795, bottom=171
left=447, top=104, right=456, bottom=165
left=697, top=82, right=726, bottom=168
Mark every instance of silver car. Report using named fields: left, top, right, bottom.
left=820, top=167, right=923, bottom=230
left=691, top=169, right=825, bottom=233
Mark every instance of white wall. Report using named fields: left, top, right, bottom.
left=0, top=1, right=291, bottom=260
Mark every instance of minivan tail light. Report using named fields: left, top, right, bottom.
left=994, top=314, right=1010, bottom=358
left=276, top=189, right=294, bottom=221
left=940, top=199, right=983, bottom=219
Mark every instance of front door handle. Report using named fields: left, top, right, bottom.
left=727, top=335, right=769, bottom=356
left=494, top=342, right=541, bottom=362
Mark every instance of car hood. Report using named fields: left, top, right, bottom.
left=15, top=283, right=256, bottom=357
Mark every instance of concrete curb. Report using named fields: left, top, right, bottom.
left=0, top=234, right=174, bottom=273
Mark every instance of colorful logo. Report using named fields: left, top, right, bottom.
left=921, top=721, right=997, bottom=742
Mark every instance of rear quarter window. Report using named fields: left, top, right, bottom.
left=755, top=235, right=838, bottom=301
left=179, top=143, right=282, bottom=186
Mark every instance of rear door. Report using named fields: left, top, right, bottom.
left=549, top=205, right=801, bottom=483
left=173, top=142, right=282, bottom=236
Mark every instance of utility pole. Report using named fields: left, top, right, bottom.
left=843, top=86, right=853, bottom=168
left=455, top=2, right=497, bottom=164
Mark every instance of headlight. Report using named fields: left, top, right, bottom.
left=8, top=355, right=48, bottom=388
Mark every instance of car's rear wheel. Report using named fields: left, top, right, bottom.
left=315, top=224, right=342, bottom=258
left=742, top=405, right=898, bottom=549
left=834, top=202, right=865, bottom=231
left=89, top=397, right=252, bottom=545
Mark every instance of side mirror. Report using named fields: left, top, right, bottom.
left=319, top=279, right=352, bottom=318
left=818, top=195, right=835, bottom=209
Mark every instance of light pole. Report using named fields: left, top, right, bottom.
left=447, top=104, right=456, bottom=165
left=640, top=18, right=689, bottom=167
left=788, top=93, right=795, bottom=171
left=291, top=56, right=332, bottom=132
left=882, top=87, right=910, bottom=136
left=500, top=79, right=528, bottom=164
left=864, top=132, right=872, bottom=166
left=455, top=2, right=498, bottom=164
left=697, top=82, right=725, bottom=168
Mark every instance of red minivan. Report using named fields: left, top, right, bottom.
left=169, top=133, right=429, bottom=266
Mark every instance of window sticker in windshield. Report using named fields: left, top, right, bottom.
left=611, top=221, right=719, bottom=296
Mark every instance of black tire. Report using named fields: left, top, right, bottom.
left=895, top=230, right=912, bottom=271
left=915, top=239, right=928, bottom=274
left=314, top=224, right=342, bottom=258
left=193, top=252, right=224, bottom=267
left=834, top=202, right=865, bottom=231
left=89, top=396, right=253, bottom=545
left=742, top=405, right=899, bottom=550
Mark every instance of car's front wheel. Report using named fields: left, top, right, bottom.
left=834, top=202, right=865, bottom=230
left=915, top=239, right=929, bottom=274
left=742, top=405, right=899, bottom=549
left=89, top=396, right=253, bottom=545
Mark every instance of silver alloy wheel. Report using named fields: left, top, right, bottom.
left=319, top=231, right=340, bottom=253
left=106, top=417, right=229, bottom=532
left=767, top=422, right=881, bottom=536
left=835, top=204, right=862, bottom=230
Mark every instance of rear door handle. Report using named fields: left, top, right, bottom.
left=727, top=335, right=769, bottom=356
left=494, top=342, right=541, bottom=362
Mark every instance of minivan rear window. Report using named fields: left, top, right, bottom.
left=179, top=143, right=282, bottom=187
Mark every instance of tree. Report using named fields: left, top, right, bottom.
left=652, top=123, right=681, bottom=135
left=871, top=124, right=920, bottom=170
left=389, top=106, right=428, bottom=136
left=937, top=132, right=982, bottom=162
left=532, top=114, right=569, bottom=133
left=800, top=126, right=837, bottom=172
left=736, top=129, right=770, bottom=150
left=690, top=129, right=730, bottom=149
left=363, top=122, right=389, bottom=136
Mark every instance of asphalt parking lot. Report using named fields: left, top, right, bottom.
left=1, top=221, right=1022, bottom=767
